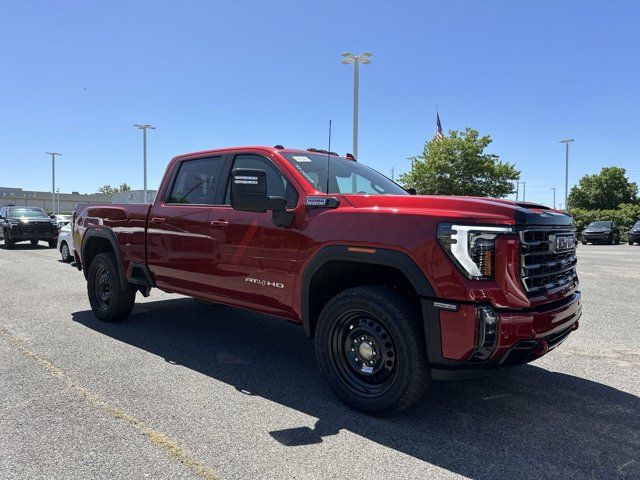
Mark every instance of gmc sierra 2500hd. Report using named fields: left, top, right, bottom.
left=73, top=145, right=581, bottom=415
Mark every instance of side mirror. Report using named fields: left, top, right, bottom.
left=405, top=188, right=417, bottom=195
left=230, top=168, right=293, bottom=227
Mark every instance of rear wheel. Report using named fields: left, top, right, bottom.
left=315, top=286, right=430, bottom=416
left=48, top=239, right=57, bottom=248
left=60, top=241, right=72, bottom=262
left=87, top=253, right=136, bottom=322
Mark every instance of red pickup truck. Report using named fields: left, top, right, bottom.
left=73, top=145, right=581, bottom=415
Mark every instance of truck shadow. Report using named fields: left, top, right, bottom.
left=72, top=298, right=640, bottom=479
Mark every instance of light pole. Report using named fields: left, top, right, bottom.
left=134, top=124, right=155, bottom=203
left=559, top=139, right=574, bottom=211
left=45, top=152, right=61, bottom=215
left=341, top=52, right=372, bottom=162
left=518, top=181, right=526, bottom=201
left=551, top=187, right=556, bottom=209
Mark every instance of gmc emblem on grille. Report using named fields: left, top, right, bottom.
left=551, top=234, right=575, bottom=253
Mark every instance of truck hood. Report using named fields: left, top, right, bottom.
left=341, top=194, right=573, bottom=226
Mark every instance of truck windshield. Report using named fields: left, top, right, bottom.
left=7, top=208, right=49, bottom=219
left=587, top=221, right=611, bottom=228
left=281, top=152, right=407, bottom=195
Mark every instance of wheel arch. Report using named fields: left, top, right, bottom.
left=81, top=228, right=128, bottom=290
left=301, top=245, right=435, bottom=338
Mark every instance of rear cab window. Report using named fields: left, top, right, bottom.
left=166, top=156, right=225, bottom=205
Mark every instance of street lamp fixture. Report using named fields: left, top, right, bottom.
left=134, top=124, right=155, bottom=203
left=341, top=52, right=372, bottom=163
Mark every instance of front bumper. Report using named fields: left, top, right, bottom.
left=422, top=292, right=582, bottom=381
left=582, top=233, right=611, bottom=243
left=5, top=225, right=58, bottom=241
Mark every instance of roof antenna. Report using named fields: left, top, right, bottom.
left=325, top=119, right=332, bottom=194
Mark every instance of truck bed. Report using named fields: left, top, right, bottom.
left=74, top=203, right=152, bottom=274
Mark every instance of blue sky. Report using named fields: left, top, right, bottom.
left=1, top=0, right=638, bottom=207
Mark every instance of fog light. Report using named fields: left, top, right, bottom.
left=472, top=306, right=498, bottom=361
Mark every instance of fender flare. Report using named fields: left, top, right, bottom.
left=300, top=245, right=436, bottom=337
left=81, top=228, right=129, bottom=290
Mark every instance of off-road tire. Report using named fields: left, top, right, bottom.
left=315, top=285, right=430, bottom=416
left=87, top=253, right=136, bottom=322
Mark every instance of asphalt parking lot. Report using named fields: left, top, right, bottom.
left=1, top=243, right=639, bottom=479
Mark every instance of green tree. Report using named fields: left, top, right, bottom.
left=98, top=183, right=132, bottom=196
left=399, top=128, right=519, bottom=197
left=568, top=167, right=638, bottom=210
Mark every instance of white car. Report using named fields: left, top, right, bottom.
left=56, top=223, right=74, bottom=262
left=54, top=214, right=73, bottom=228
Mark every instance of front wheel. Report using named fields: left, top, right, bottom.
left=581, top=240, right=587, bottom=245
left=48, top=239, right=57, bottom=248
left=30, top=239, right=39, bottom=246
left=87, top=253, right=136, bottom=322
left=60, top=241, right=72, bottom=262
left=3, top=230, right=14, bottom=249
left=315, top=286, right=430, bottom=416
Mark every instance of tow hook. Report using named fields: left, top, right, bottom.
left=532, top=339, right=549, bottom=356
left=572, top=320, right=579, bottom=331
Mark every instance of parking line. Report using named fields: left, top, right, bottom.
left=0, top=328, right=220, bottom=480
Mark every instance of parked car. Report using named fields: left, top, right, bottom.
left=54, top=214, right=73, bottom=229
left=581, top=221, right=620, bottom=244
left=628, top=220, right=640, bottom=245
left=73, top=145, right=581, bottom=415
left=56, top=223, right=74, bottom=262
left=0, top=206, right=59, bottom=249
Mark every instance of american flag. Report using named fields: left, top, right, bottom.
left=435, top=112, right=444, bottom=140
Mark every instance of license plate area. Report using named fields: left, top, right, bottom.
left=553, top=234, right=575, bottom=252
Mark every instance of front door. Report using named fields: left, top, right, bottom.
left=206, top=152, right=302, bottom=317
left=147, top=155, right=228, bottom=294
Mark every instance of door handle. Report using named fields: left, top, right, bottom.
left=151, top=217, right=166, bottom=223
left=210, top=220, right=230, bottom=227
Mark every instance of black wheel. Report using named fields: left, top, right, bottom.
left=3, top=230, right=14, bottom=249
left=48, top=239, right=57, bottom=248
left=629, top=240, right=633, bottom=245
left=581, top=240, right=587, bottom=245
left=30, top=239, right=39, bottom=246
left=315, top=286, right=429, bottom=416
left=60, top=241, right=72, bottom=262
left=87, top=253, right=136, bottom=322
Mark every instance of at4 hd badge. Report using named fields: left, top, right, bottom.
left=245, top=277, right=285, bottom=289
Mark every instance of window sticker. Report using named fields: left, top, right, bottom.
left=292, top=155, right=312, bottom=163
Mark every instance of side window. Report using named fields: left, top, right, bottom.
left=167, top=156, right=225, bottom=205
left=225, top=154, right=298, bottom=208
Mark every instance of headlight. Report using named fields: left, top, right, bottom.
left=437, top=223, right=515, bottom=280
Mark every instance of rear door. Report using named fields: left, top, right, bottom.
left=205, top=152, right=302, bottom=317
left=147, top=155, right=229, bottom=294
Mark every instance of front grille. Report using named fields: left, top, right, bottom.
left=519, top=227, right=578, bottom=298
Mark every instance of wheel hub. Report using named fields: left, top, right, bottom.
left=358, top=341, right=375, bottom=360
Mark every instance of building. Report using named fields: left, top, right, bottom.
left=0, top=187, right=111, bottom=213
left=110, top=189, right=157, bottom=204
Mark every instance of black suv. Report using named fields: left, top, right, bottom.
left=0, top=206, right=59, bottom=249
left=581, top=221, right=620, bottom=245
left=629, top=220, right=640, bottom=245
